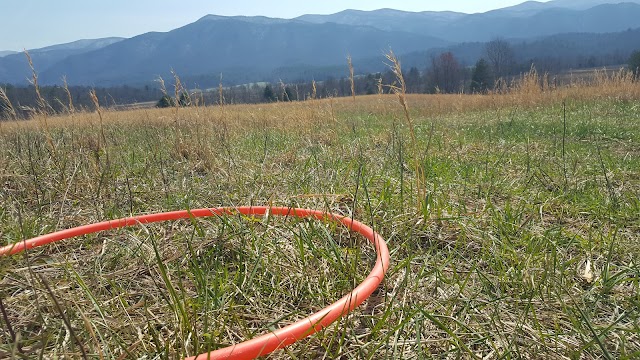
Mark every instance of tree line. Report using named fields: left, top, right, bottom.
left=173, top=40, right=639, bottom=107
left=3, top=40, right=640, bottom=119
left=160, top=40, right=516, bottom=107
left=0, top=84, right=163, bottom=119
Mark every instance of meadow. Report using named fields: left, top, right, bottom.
left=0, top=70, right=639, bottom=359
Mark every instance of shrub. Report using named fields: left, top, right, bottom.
left=156, top=95, right=175, bottom=108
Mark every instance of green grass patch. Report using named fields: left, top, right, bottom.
left=0, top=96, right=638, bottom=358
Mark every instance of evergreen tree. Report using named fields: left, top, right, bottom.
left=363, top=74, right=378, bottom=95
left=405, top=67, right=422, bottom=93
left=156, top=95, right=175, bottom=108
left=471, top=58, right=493, bottom=93
left=178, top=92, right=191, bottom=107
left=263, top=84, right=276, bottom=102
left=629, top=50, right=640, bottom=78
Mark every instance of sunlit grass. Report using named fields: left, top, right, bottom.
left=0, top=74, right=639, bottom=359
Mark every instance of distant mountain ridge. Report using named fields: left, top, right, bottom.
left=547, top=0, right=640, bottom=10
left=296, top=9, right=466, bottom=38
left=0, top=51, right=18, bottom=58
left=0, top=38, right=124, bottom=84
left=36, top=17, right=447, bottom=86
left=33, top=38, right=125, bottom=52
left=297, top=2, right=640, bottom=42
left=496, top=0, right=640, bottom=13
left=1, top=1, right=640, bottom=87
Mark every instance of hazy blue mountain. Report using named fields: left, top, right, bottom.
left=196, top=26, right=640, bottom=85
left=396, top=27, right=640, bottom=73
left=0, top=51, right=18, bottom=57
left=495, top=0, right=640, bottom=14
left=297, top=9, right=466, bottom=36
left=197, top=14, right=295, bottom=25
left=513, top=28, right=640, bottom=63
left=2, top=2, right=640, bottom=87
left=442, top=3, right=640, bottom=42
left=297, top=2, right=640, bottom=42
left=487, top=1, right=553, bottom=17
left=548, top=0, right=640, bottom=10
left=32, top=38, right=125, bottom=53
left=36, top=16, right=448, bottom=86
left=0, top=38, right=124, bottom=84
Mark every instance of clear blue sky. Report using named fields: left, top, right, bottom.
left=1, top=0, right=551, bottom=51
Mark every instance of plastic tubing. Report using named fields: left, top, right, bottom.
left=0, top=206, right=390, bottom=360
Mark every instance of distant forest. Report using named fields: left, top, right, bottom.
left=2, top=34, right=640, bottom=119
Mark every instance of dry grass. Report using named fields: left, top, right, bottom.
left=0, top=75, right=639, bottom=359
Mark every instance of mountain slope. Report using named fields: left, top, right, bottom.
left=296, top=2, right=640, bottom=41
left=443, top=3, right=640, bottom=42
left=37, top=17, right=448, bottom=86
left=396, top=27, right=640, bottom=74
left=496, top=0, right=640, bottom=14
left=0, top=51, right=18, bottom=58
left=549, top=0, right=640, bottom=10
left=296, top=9, right=466, bottom=36
left=0, top=38, right=124, bottom=84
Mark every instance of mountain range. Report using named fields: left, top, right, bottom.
left=0, top=38, right=124, bottom=84
left=1, top=1, right=639, bottom=87
left=297, top=1, right=640, bottom=42
left=36, top=19, right=446, bottom=86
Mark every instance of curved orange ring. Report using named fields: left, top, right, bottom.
left=0, top=206, right=390, bottom=360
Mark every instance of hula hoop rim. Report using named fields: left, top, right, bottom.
left=0, top=206, right=390, bottom=360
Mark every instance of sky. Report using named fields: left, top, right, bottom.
left=0, top=0, right=552, bottom=51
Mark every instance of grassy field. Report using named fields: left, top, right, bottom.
left=0, top=72, right=639, bottom=359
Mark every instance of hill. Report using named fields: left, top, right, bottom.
left=2, top=2, right=640, bottom=87
left=396, top=27, right=640, bottom=72
left=297, top=2, right=640, bottom=42
left=0, top=38, right=124, bottom=84
left=0, top=50, right=18, bottom=57
left=35, top=17, right=447, bottom=86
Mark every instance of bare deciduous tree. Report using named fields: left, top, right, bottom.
left=486, top=38, right=515, bottom=79
left=427, top=52, right=462, bottom=94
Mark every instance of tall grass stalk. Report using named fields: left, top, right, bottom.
left=62, top=76, right=75, bottom=114
left=89, top=89, right=110, bottom=167
left=311, top=79, right=317, bottom=100
left=385, top=50, right=426, bottom=210
left=219, top=74, right=225, bottom=118
left=25, top=50, right=57, bottom=158
left=24, top=51, right=47, bottom=113
left=38, top=273, right=89, bottom=359
left=0, top=86, right=17, bottom=120
left=348, top=55, right=355, bottom=102
left=562, top=101, right=567, bottom=189
left=279, top=79, right=290, bottom=102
